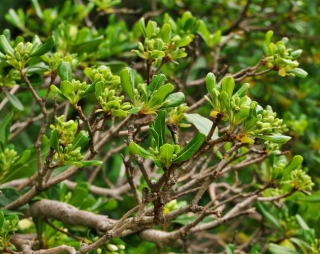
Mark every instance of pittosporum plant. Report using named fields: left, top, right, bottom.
left=0, top=1, right=319, bottom=254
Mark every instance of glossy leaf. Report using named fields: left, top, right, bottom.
left=58, top=62, right=72, bottom=82
left=160, top=143, right=174, bottom=168
left=283, top=155, right=303, bottom=174
left=173, top=132, right=206, bottom=163
left=221, top=76, right=235, bottom=97
left=29, top=36, right=55, bottom=57
left=0, top=112, right=13, bottom=146
left=129, top=142, right=152, bottom=158
left=268, top=243, right=299, bottom=254
left=120, top=67, right=135, bottom=102
left=15, top=149, right=31, bottom=165
left=71, top=130, right=89, bottom=150
left=4, top=90, right=24, bottom=111
left=148, top=74, right=166, bottom=96
left=70, top=36, right=104, bottom=55
left=139, top=18, right=146, bottom=37
left=161, top=92, right=185, bottom=108
left=184, top=113, right=218, bottom=139
left=151, top=110, right=166, bottom=148
left=0, top=212, right=4, bottom=231
left=255, top=135, right=291, bottom=144
left=31, top=0, right=43, bottom=18
left=235, top=83, right=250, bottom=97
left=160, top=23, right=171, bottom=44
left=206, top=72, right=216, bottom=98
left=50, top=129, right=60, bottom=152
left=257, top=202, right=281, bottom=229
left=148, top=83, right=174, bottom=109
left=0, top=34, right=14, bottom=55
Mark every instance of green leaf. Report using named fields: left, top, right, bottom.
left=254, top=135, right=291, bottom=144
left=220, top=91, right=230, bottom=111
left=60, top=80, right=74, bottom=97
left=0, top=112, right=13, bottom=146
left=148, top=83, right=174, bottom=109
left=120, top=67, right=135, bottom=102
left=283, top=155, right=303, bottom=175
left=268, top=243, right=299, bottom=254
left=184, top=113, right=218, bottom=139
left=206, top=72, right=217, bottom=98
left=152, top=110, right=166, bottom=147
left=15, top=149, right=31, bottom=165
left=150, top=50, right=165, bottom=60
left=148, top=74, right=166, bottom=96
left=212, top=30, right=221, bottom=47
left=295, top=214, right=310, bottom=231
left=173, top=132, right=206, bottom=163
left=129, top=142, right=152, bottom=158
left=235, top=83, right=250, bottom=97
left=31, top=0, right=43, bottom=19
left=4, top=90, right=24, bottom=111
left=70, top=36, right=104, bottom=55
left=5, top=9, right=25, bottom=31
left=221, top=76, right=235, bottom=97
left=0, top=34, right=14, bottom=55
left=104, top=198, right=118, bottom=211
left=69, top=186, right=88, bottom=207
left=58, top=62, right=72, bottom=82
left=197, top=20, right=211, bottom=46
left=257, top=202, right=281, bottom=229
left=161, top=92, right=185, bottom=108
left=225, top=244, right=235, bottom=254
left=160, top=23, right=171, bottom=44
left=112, top=109, right=127, bottom=118
left=71, top=130, right=89, bottom=150
left=288, top=68, right=308, bottom=78
left=160, top=144, right=174, bottom=168
left=127, top=106, right=141, bottom=114
left=139, top=18, right=146, bottom=37
left=29, top=36, right=55, bottom=57
left=50, top=129, right=60, bottom=152
left=80, top=160, right=102, bottom=167
left=146, top=20, right=157, bottom=39
left=0, top=212, right=4, bottom=231
left=296, top=192, right=320, bottom=203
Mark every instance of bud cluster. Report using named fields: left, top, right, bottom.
left=0, top=148, right=18, bottom=174
left=263, top=31, right=307, bottom=78
left=50, top=115, right=77, bottom=146
left=84, top=65, right=120, bottom=90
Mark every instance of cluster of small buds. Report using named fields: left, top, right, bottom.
left=50, top=115, right=78, bottom=145
left=0, top=148, right=18, bottom=172
left=265, top=140, right=280, bottom=152
left=96, top=87, right=131, bottom=117
left=0, top=213, right=18, bottom=251
left=263, top=31, right=307, bottom=78
left=164, top=199, right=178, bottom=214
left=168, top=103, right=189, bottom=127
left=0, top=68, right=21, bottom=87
left=132, top=18, right=192, bottom=64
left=65, top=79, right=87, bottom=105
left=251, top=105, right=287, bottom=135
left=96, top=242, right=125, bottom=254
left=84, top=66, right=120, bottom=90
left=55, top=145, right=83, bottom=163
left=5, top=42, right=33, bottom=70
left=290, top=169, right=314, bottom=191
left=45, top=53, right=77, bottom=72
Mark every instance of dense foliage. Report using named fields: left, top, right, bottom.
left=1, top=0, right=320, bottom=253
